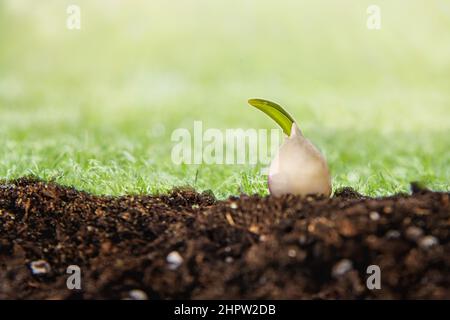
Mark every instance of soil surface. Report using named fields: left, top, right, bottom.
left=0, top=178, right=449, bottom=299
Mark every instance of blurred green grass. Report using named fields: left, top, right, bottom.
left=0, top=0, right=449, bottom=198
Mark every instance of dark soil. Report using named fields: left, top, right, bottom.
left=0, top=178, right=449, bottom=299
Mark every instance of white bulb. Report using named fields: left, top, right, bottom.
left=268, top=123, right=331, bottom=197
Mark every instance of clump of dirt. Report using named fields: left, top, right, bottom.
left=0, top=177, right=449, bottom=299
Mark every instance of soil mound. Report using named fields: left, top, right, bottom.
left=0, top=178, right=449, bottom=299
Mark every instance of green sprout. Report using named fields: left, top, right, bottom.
left=248, top=98, right=296, bottom=136
left=247, top=98, right=332, bottom=197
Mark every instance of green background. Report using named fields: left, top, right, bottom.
left=1, top=0, right=449, bottom=198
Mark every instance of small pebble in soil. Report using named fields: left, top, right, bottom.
left=332, top=259, right=353, bottom=278
left=166, top=251, right=183, bottom=270
left=229, top=202, right=238, bottom=209
left=225, top=257, right=234, bottom=263
left=418, top=235, right=439, bottom=250
left=128, top=289, right=148, bottom=300
left=405, top=226, right=424, bottom=241
left=29, top=260, right=51, bottom=275
left=369, top=211, right=380, bottom=221
left=385, top=230, right=401, bottom=239
left=288, top=249, right=297, bottom=258
left=383, top=206, right=393, bottom=214
left=119, top=212, right=131, bottom=220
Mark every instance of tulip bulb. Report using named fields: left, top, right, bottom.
left=248, top=98, right=331, bottom=197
